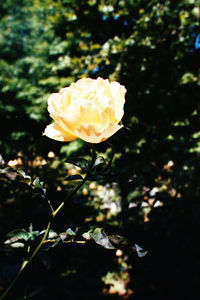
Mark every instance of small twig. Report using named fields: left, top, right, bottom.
left=63, top=240, right=86, bottom=244
left=42, top=239, right=86, bottom=245
left=48, top=200, right=54, bottom=214
left=42, top=239, right=57, bottom=244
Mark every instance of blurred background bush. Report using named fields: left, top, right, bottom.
left=0, top=0, right=200, bottom=299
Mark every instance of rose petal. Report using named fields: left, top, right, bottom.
left=71, top=78, right=95, bottom=91
left=43, top=123, right=77, bottom=142
left=48, top=90, right=71, bottom=115
left=110, top=81, right=126, bottom=121
left=101, top=105, right=117, bottom=125
left=75, top=123, right=123, bottom=143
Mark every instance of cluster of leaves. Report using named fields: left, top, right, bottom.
left=0, top=156, right=147, bottom=299
left=0, top=154, right=146, bottom=252
left=4, top=225, right=147, bottom=258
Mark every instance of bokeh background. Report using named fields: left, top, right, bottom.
left=0, top=0, right=200, bottom=299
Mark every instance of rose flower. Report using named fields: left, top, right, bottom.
left=44, top=77, right=126, bottom=143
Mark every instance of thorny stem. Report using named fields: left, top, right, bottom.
left=0, top=145, right=96, bottom=300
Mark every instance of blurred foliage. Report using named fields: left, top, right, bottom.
left=1, top=0, right=200, bottom=299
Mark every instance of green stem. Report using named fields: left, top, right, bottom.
left=0, top=222, right=50, bottom=300
left=52, top=174, right=88, bottom=217
left=53, top=144, right=96, bottom=218
left=22, top=222, right=51, bottom=269
left=0, top=145, right=96, bottom=300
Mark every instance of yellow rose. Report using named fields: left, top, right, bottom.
left=44, top=77, right=126, bottom=143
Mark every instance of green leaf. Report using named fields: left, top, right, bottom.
left=65, top=157, right=90, bottom=173
left=0, top=167, right=31, bottom=184
left=4, top=229, right=40, bottom=246
left=91, top=228, right=115, bottom=249
left=66, top=228, right=76, bottom=241
left=33, top=177, right=44, bottom=189
left=47, top=230, right=59, bottom=239
left=32, top=177, right=46, bottom=199
left=108, top=235, right=148, bottom=257
left=135, top=244, right=148, bottom=258
left=91, top=156, right=107, bottom=174
left=0, top=167, right=19, bottom=181
left=0, top=154, right=5, bottom=166
left=93, top=156, right=106, bottom=168
left=5, top=229, right=30, bottom=243
left=82, top=230, right=93, bottom=240
left=9, top=242, right=25, bottom=248
left=17, top=170, right=31, bottom=183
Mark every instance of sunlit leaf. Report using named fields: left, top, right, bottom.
left=4, top=229, right=40, bottom=246
left=91, top=228, right=115, bottom=249
left=9, top=242, right=25, bottom=248
left=82, top=231, right=92, bottom=240
left=108, top=235, right=148, bottom=257
left=0, top=167, right=31, bottom=183
left=66, top=228, right=76, bottom=241
left=93, top=156, right=106, bottom=168
left=135, top=244, right=148, bottom=258
left=33, top=177, right=44, bottom=189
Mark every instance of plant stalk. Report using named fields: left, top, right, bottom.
left=0, top=145, right=96, bottom=300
